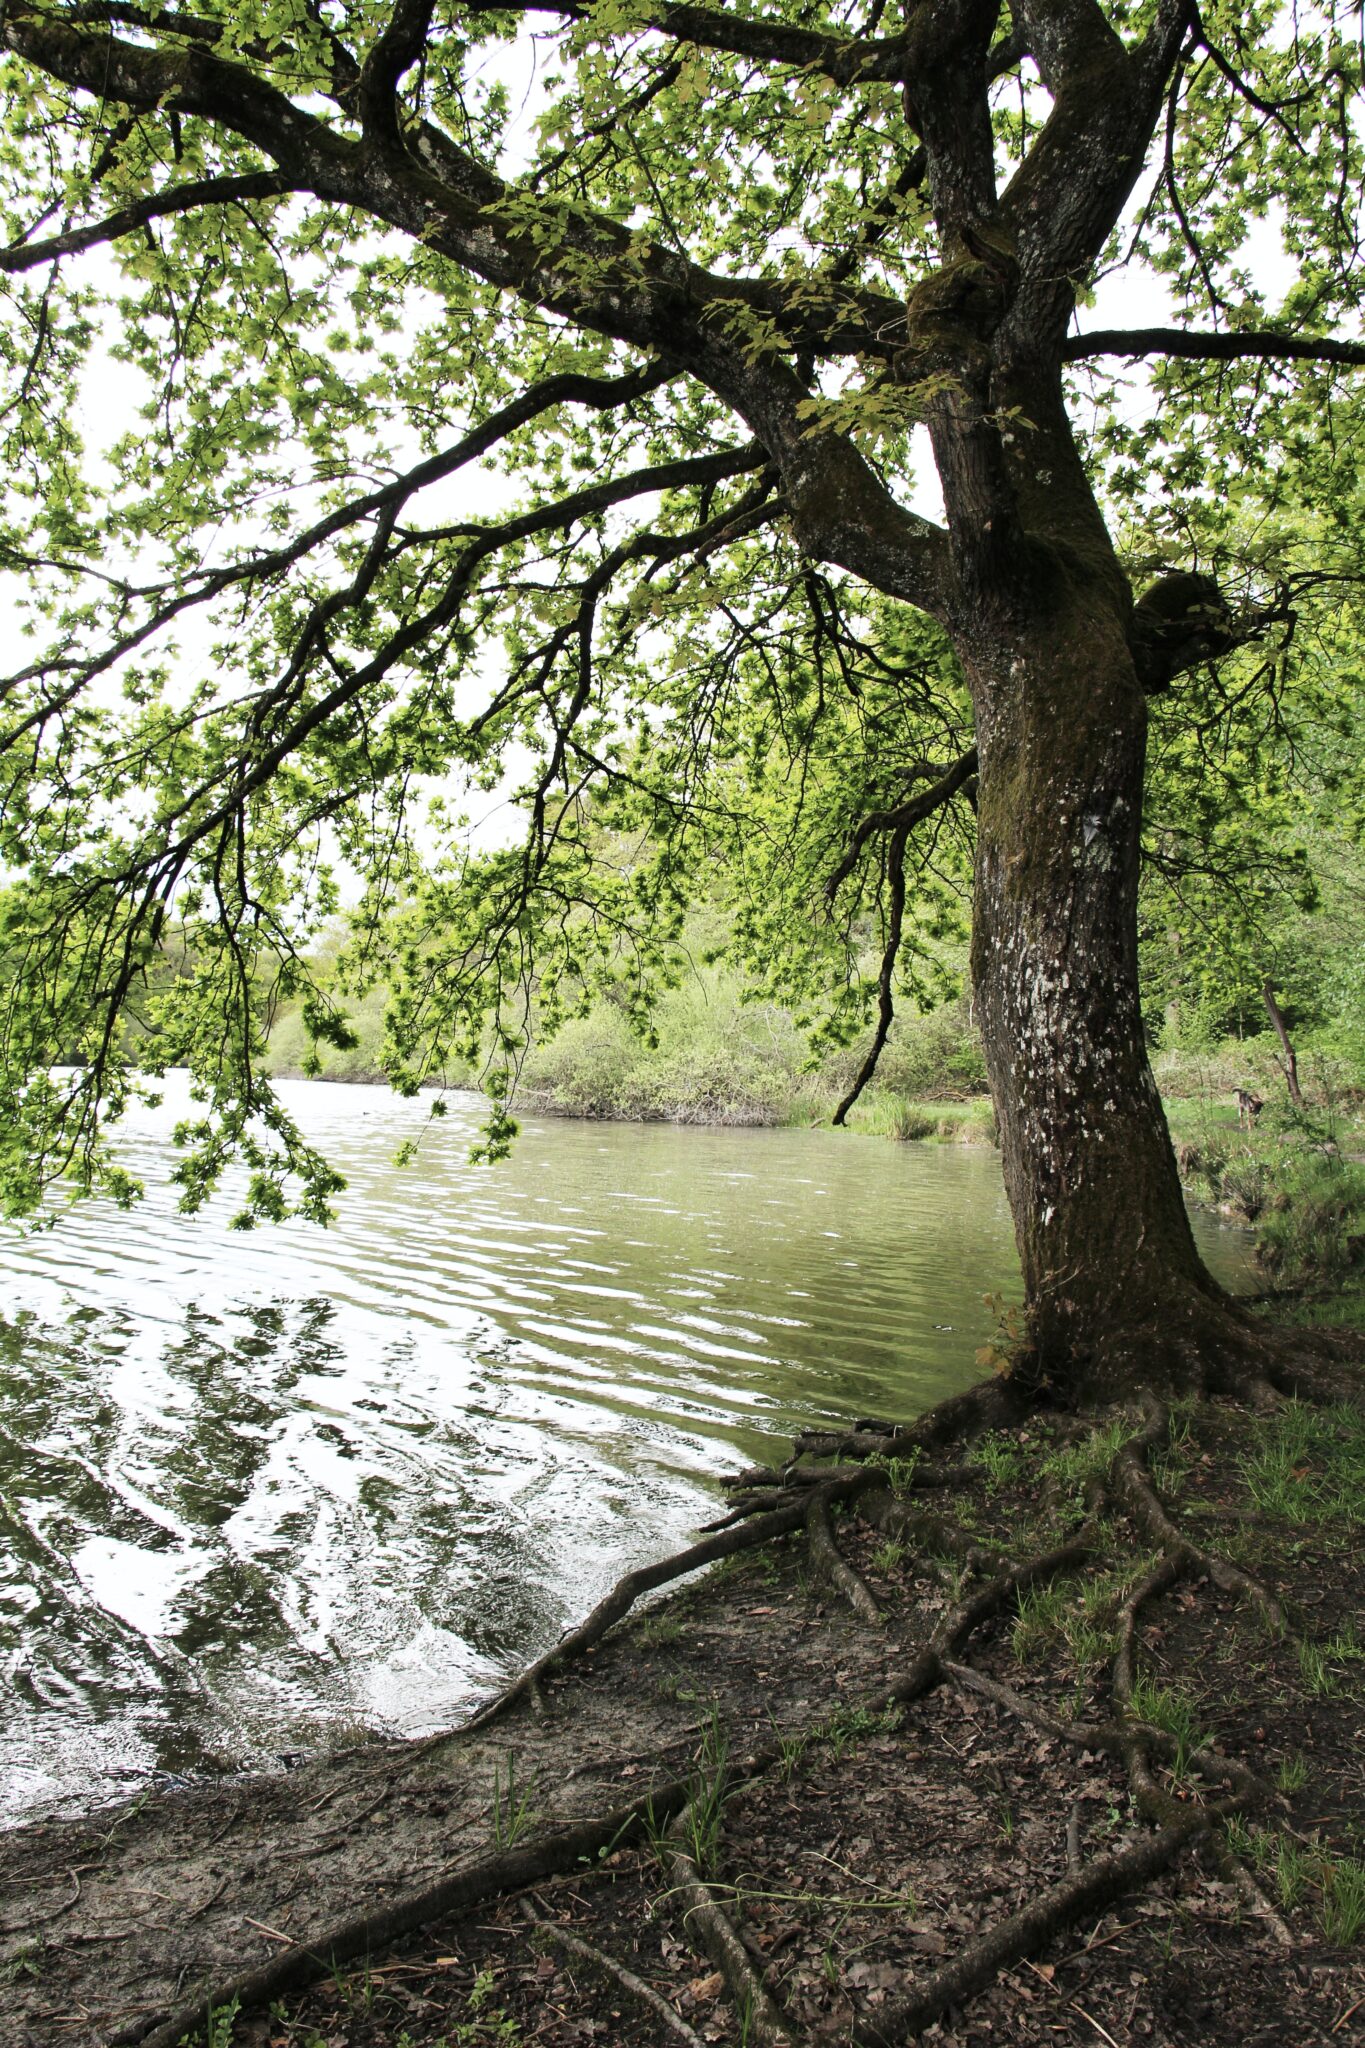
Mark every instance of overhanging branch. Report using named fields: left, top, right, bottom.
left=0, top=171, right=292, bottom=272
left=825, top=749, right=979, bottom=903
left=832, top=822, right=909, bottom=1128
left=467, top=0, right=927, bottom=87
left=0, top=360, right=675, bottom=734
left=1065, top=328, right=1365, bottom=368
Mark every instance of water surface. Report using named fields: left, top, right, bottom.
left=0, top=1080, right=1250, bottom=1822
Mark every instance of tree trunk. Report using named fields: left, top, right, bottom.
left=1261, top=981, right=1305, bottom=1110
left=964, top=594, right=1240, bottom=1398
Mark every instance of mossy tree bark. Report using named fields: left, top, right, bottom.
left=966, top=594, right=1233, bottom=1394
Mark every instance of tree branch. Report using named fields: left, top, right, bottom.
left=1011, top=0, right=1126, bottom=94
left=832, top=821, right=909, bottom=1128
left=92, top=443, right=772, bottom=887
left=0, top=4, right=956, bottom=617
left=1, top=361, right=675, bottom=731
left=358, top=0, right=436, bottom=141
left=825, top=748, right=979, bottom=902
left=0, top=170, right=291, bottom=272
left=1065, top=326, right=1365, bottom=367
left=468, top=0, right=929, bottom=87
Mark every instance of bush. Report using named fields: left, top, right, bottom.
left=890, top=1107, right=939, bottom=1141
left=267, top=983, right=403, bottom=1083
left=520, top=971, right=809, bottom=1124
left=821, top=997, right=989, bottom=1103
left=1152, top=1034, right=1288, bottom=1103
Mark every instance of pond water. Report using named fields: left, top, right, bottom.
left=0, top=1079, right=1252, bottom=1823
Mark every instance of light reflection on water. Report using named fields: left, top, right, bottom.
left=0, top=1079, right=1251, bottom=1822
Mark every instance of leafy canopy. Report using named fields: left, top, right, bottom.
left=0, top=0, right=1361, bottom=1219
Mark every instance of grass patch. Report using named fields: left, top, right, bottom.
left=1239, top=1402, right=1365, bottom=1526
left=637, top=1609, right=684, bottom=1649
left=1276, top=1751, right=1309, bottom=1794
left=973, top=1432, right=1024, bottom=1492
left=490, top=1755, right=539, bottom=1849
left=1255, top=1155, right=1365, bottom=1292
left=868, top=1446, right=922, bottom=1492
left=1038, top=1421, right=1130, bottom=1504
left=1321, top=1856, right=1365, bottom=1945
left=1126, top=1677, right=1209, bottom=1778
left=1012, top=1581, right=1070, bottom=1663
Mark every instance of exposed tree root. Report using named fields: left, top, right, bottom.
left=805, top=1491, right=883, bottom=1625
left=860, top=1483, right=1013, bottom=1575
left=792, top=1375, right=1025, bottom=1463
left=459, top=1475, right=875, bottom=1735
left=707, top=1459, right=969, bottom=1531
left=518, top=1898, right=710, bottom=2047
left=1109, top=1398, right=1287, bottom=1630
left=1217, top=1848, right=1297, bottom=1949
left=114, top=1776, right=736, bottom=2048
left=941, top=1659, right=1282, bottom=1810
left=847, top=1808, right=1225, bottom=2047
left=47, top=1360, right=1360, bottom=2048
left=666, top=1823, right=805, bottom=2047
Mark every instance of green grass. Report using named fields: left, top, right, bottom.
left=490, top=1754, right=540, bottom=1849
left=1037, top=1421, right=1130, bottom=1503
left=1268, top=1833, right=1314, bottom=1913
left=868, top=1446, right=922, bottom=1492
left=2, top=1942, right=43, bottom=1985
left=1126, top=1677, right=1209, bottom=1779
left=1012, top=1581, right=1070, bottom=1663
left=973, top=1432, right=1024, bottom=1492
left=177, top=1999, right=241, bottom=2048
left=1276, top=1751, right=1309, bottom=1794
left=1274, top=1277, right=1365, bottom=1335
left=637, top=1609, right=684, bottom=1649
left=830, top=1094, right=997, bottom=1145
left=677, top=1716, right=732, bottom=1877
left=815, top=1700, right=902, bottom=1761
left=1321, top=1857, right=1365, bottom=1945
left=1239, top=1402, right=1365, bottom=1526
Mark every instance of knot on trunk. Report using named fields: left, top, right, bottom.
left=1129, top=571, right=1239, bottom=692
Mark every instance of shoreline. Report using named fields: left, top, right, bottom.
left=3, top=1308, right=1361, bottom=2048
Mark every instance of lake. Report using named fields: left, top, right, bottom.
left=0, top=1079, right=1251, bottom=1822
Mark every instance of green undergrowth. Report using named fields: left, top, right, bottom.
left=1178, top=1134, right=1365, bottom=1294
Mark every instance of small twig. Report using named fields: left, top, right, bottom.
left=1073, top=2004, right=1123, bottom=2048
left=184, top=1875, right=230, bottom=1925
left=1066, top=1801, right=1083, bottom=1874
left=242, top=1914, right=295, bottom=1945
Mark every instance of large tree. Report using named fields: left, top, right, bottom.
left=1, top=0, right=1362, bottom=1398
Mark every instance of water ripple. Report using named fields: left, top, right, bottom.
left=0, top=1077, right=1251, bottom=1825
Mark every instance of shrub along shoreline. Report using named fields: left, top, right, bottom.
left=266, top=983, right=1365, bottom=1303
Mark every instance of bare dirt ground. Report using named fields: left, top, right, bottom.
left=2, top=1371, right=1363, bottom=2048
